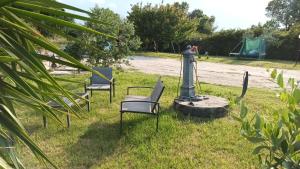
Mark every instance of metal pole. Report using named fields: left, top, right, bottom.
left=296, top=35, right=300, bottom=66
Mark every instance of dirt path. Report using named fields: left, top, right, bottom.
left=125, top=56, right=300, bottom=89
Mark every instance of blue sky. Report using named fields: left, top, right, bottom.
left=58, top=0, right=271, bottom=30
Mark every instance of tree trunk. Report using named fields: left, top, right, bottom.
left=171, top=42, right=176, bottom=53
left=154, top=41, right=158, bottom=52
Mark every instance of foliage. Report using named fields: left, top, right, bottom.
left=266, top=23, right=300, bottom=60
left=201, top=29, right=245, bottom=56
left=189, top=9, right=216, bottom=35
left=198, top=22, right=300, bottom=60
left=266, top=0, right=300, bottom=30
left=263, top=19, right=281, bottom=30
left=64, top=41, right=85, bottom=61
left=237, top=69, right=300, bottom=168
left=66, top=6, right=141, bottom=66
left=0, top=0, right=113, bottom=168
left=128, top=2, right=197, bottom=52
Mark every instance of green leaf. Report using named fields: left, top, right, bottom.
left=14, top=2, right=98, bottom=23
left=19, top=0, right=91, bottom=14
left=0, top=104, right=58, bottom=168
left=240, top=101, right=248, bottom=119
left=271, top=69, right=277, bottom=79
left=0, top=0, right=116, bottom=168
left=0, top=0, right=17, bottom=7
left=281, top=110, right=290, bottom=124
left=293, top=89, right=300, bottom=104
left=288, top=78, right=295, bottom=89
left=0, top=156, right=13, bottom=169
left=6, top=7, right=116, bottom=39
left=277, top=72, right=284, bottom=88
left=245, top=136, right=265, bottom=143
left=252, top=145, right=269, bottom=155
left=280, top=92, right=289, bottom=102
left=254, top=113, right=263, bottom=130
left=281, top=140, right=288, bottom=154
left=232, top=115, right=242, bottom=122
left=0, top=56, right=18, bottom=62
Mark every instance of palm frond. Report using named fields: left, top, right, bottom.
left=0, top=0, right=116, bottom=168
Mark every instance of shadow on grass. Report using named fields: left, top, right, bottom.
left=66, top=115, right=156, bottom=168
left=67, top=120, right=120, bottom=168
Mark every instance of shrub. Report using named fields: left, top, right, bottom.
left=237, top=69, right=300, bottom=168
left=64, top=7, right=141, bottom=66
left=266, top=23, right=300, bottom=60
left=201, top=29, right=245, bottom=56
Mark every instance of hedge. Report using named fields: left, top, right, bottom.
left=196, top=24, right=300, bottom=60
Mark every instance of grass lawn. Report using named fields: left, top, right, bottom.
left=135, top=52, right=300, bottom=70
left=18, top=70, right=282, bottom=169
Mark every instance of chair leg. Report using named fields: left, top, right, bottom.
left=113, top=83, right=115, bottom=97
left=43, top=116, right=47, bottom=128
left=109, top=89, right=112, bottom=103
left=156, top=114, right=159, bottom=132
left=156, top=105, right=160, bottom=132
left=67, top=111, right=70, bottom=128
left=120, top=112, right=123, bottom=134
left=91, top=90, right=93, bottom=97
left=87, top=94, right=90, bottom=112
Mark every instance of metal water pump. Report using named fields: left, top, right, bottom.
left=179, top=45, right=205, bottom=102
left=174, top=45, right=228, bottom=117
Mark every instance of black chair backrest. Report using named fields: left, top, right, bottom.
left=91, top=67, right=112, bottom=84
left=240, top=71, right=248, bottom=98
left=150, top=78, right=165, bottom=112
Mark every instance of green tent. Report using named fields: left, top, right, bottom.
left=230, top=37, right=266, bottom=59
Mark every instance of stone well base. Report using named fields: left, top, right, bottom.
left=174, top=95, right=229, bottom=118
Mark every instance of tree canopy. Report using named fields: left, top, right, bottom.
left=266, top=0, right=300, bottom=30
left=65, top=6, right=141, bottom=66
left=189, top=9, right=216, bottom=35
left=128, top=2, right=202, bottom=52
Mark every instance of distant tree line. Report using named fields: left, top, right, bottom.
left=59, top=0, right=300, bottom=64
left=126, top=0, right=300, bottom=60
left=201, top=0, right=300, bottom=60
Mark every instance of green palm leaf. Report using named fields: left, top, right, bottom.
left=0, top=0, right=116, bottom=168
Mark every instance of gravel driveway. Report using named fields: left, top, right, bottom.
left=125, top=56, right=300, bottom=89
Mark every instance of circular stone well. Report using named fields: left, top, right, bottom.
left=173, top=95, right=229, bottom=118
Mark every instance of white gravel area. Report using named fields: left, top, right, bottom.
left=124, top=56, right=300, bottom=89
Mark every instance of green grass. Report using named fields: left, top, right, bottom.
left=135, top=51, right=300, bottom=70
left=18, top=70, right=282, bottom=168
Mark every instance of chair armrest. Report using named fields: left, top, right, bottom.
left=127, top=86, right=153, bottom=95
left=111, top=77, right=115, bottom=84
left=121, top=100, right=160, bottom=111
left=121, top=100, right=159, bottom=104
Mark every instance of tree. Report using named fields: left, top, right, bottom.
left=263, top=19, right=281, bottom=30
left=128, top=2, right=196, bottom=52
left=266, top=0, right=300, bottom=30
left=245, top=23, right=264, bottom=37
left=0, top=0, right=113, bottom=168
left=69, top=6, right=141, bottom=66
left=189, top=9, right=216, bottom=34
